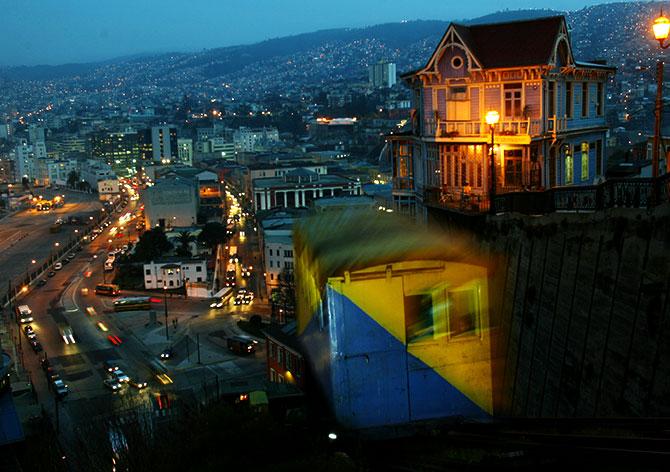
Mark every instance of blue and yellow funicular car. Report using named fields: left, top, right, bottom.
left=295, top=210, right=495, bottom=431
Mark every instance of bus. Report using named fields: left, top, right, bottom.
left=95, top=284, right=120, bottom=296
left=209, top=287, right=234, bottom=308
left=113, top=296, right=151, bottom=312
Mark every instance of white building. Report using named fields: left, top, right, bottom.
left=143, top=259, right=207, bottom=290
left=98, top=179, right=120, bottom=200
left=233, top=127, right=279, bottom=152
left=264, top=234, right=294, bottom=291
left=80, top=159, right=117, bottom=190
left=47, top=159, right=78, bottom=186
left=151, top=126, right=177, bottom=163
left=143, top=177, right=198, bottom=229
left=177, top=138, right=193, bottom=166
left=12, top=141, right=47, bottom=182
left=368, top=61, right=397, bottom=88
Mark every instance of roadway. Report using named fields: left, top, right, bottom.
left=9, top=197, right=266, bottom=447
left=0, top=189, right=103, bottom=295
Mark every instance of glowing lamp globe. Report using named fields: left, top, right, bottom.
left=485, top=110, right=500, bottom=126
left=653, top=14, right=670, bottom=42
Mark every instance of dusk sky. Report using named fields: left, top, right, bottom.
left=1, top=0, right=628, bottom=66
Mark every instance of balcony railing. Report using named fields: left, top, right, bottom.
left=423, top=173, right=670, bottom=215
left=423, top=118, right=543, bottom=138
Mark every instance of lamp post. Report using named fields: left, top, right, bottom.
left=163, top=285, right=169, bottom=340
left=652, top=12, right=670, bottom=179
left=485, top=110, right=500, bottom=214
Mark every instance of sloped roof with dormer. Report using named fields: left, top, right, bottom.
left=402, top=15, right=611, bottom=78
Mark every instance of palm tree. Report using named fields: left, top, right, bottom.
left=176, top=231, right=195, bottom=257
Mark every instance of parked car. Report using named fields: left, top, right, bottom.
left=227, top=336, right=258, bottom=355
left=160, top=347, right=173, bottom=360
left=104, top=360, right=120, bottom=372
left=47, top=271, right=56, bottom=277
left=113, top=370, right=130, bottom=383
left=103, top=378, right=123, bottom=392
left=41, top=357, right=51, bottom=371
left=67, top=253, right=76, bottom=260
left=29, top=339, right=43, bottom=352
left=53, top=379, right=69, bottom=398
left=130, top=378, right=148, bottom=390
left=36, top=278, right=47, bottom=287
left=54, top=262, right=63, bottom=270
left=23, top=325, right=37, bottom=339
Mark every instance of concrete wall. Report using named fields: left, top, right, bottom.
left=430, top=206, right=670, bottom=417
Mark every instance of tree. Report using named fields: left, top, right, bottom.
left=197, top=222, right=229, bottom=250
left=67, top=170, right=79, bottom=188
left=175, top=231, right=195, bottom=257
left=132, top=228, right=173, bottom=262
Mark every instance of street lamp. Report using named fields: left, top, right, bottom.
left=163, top=285, right=169, bottom=340
left=485, top=110, right=500, bottom=214
left=652, top=11, right=670, bottom=179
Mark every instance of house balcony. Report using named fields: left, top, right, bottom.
left=422, top=116, right=567, bottom=144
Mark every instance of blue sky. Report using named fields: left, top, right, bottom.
left=1, top=0, right=627, bottom=66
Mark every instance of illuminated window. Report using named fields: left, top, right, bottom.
left=565, top=148, right=574, bottom=184
left=405, top=293, right=435, bottom=342
left=581, top=142, right=589, bottom=181
left=504, top=83, right=522, bottom=118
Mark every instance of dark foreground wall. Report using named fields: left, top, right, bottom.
left=430, top=206, right=670, bottom=418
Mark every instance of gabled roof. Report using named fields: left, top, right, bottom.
left=452, top=16, right=564, bottom=69
left=404, top=15, right=577, bottom=78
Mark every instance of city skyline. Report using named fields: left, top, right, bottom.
left=2, top=0, right=628, bottom=66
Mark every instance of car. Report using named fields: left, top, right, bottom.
left=24, top=326, right=37, bottom=339
left=36, top=278, right=47, bottom=287
left=41, top=357, right=51, bottom=371
left=47, top=270, right=56, bottom=277
left=227, top=335, right=258, bottom=355
left=29, top=339, right=43, bottom=352
left=160, top=347, right=173, bottom=359
left=104, top=360, right=119, bottom=372
left=16, top=305, right=33, bottom=323
left=54, top=262, right=63, bottom=270
left=130, top=378, right=148, bottom=390
left=107, top=335, right=122, bottom=346
left=45, top=367, right=59, bottom=382
left=62, top=258, right=70, bottom=265
left=53, top=379, right=69, bottom=398
left=243, top=294, right=254, bottom=305
left=96, top=321, right=108, bottom=332
left=67, top=253, right=76, bottom=260
left=103, top=378, right=123, bottom=392
left=113, top=370, right=130, bottom=383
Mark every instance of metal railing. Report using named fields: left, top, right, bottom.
left=423, top=173, right=670, bottom=215
left=423, top=118, right=543, bottom=138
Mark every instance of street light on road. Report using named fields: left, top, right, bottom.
left=163, top=285, right=169, bottom=340
left=652, top=11, right=670, bottom=179
left=485, top=110, right=500, bottom=214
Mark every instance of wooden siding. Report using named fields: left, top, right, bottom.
left=470, top=87, right=480, bottom=120
left=524, top=83, right=541, bottom=119
left=438, top=46, right=468, bottom=80
left=484, top=85, right=501, bottom=113
left=437, top=89, right=447, bottom=120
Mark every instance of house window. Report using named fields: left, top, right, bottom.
left=277, top=348, right=283, bottom=365
left=145, top=269, right=151, bottom=275
left=548, top=82, right=556, bottom=116
left=449, top=86, right=467, bottom=100
left=504, top=149, right=523, bottom=188
left=284, top=250, right=293, bottom=258
left=196, top=277, right=202, bottom=282
left=269, top=260, right=273, bottom=268
left=565, top=147, right=574, bottom=184
left=284, top=261, right=293, bottom=269
left=196, top=266, right=202, bottom=272
left=270, top=273, right=274, bottom=280
left=451, top=56, right=464, bottom=69
left=269, top=249, right=273, bottom=256
left=565, top=82, right=573, bottom=118
left=504, top=83, right=522, bottom=118
left=581, top=142, right=589, bottom=181
left=270, top=368, right=277, bottom=382
left=168, top=280, right=174, bottom=287
left=595, top=140, right=602, bottom=177
left=447, top=287, right=481, bottom=338
left=597, top=82, right=604, bottom=116
left=581, top=82, right=589, bottom=117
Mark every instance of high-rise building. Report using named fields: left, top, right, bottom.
left=177, top=138, right=193, bottom=166
left=28, top=124, right=46, bottom=144
left=368, top=61, right=397, bottom=89
left=151, top=126, right=178, bottom=163
left=11, top=140, right=47, bottom=182
left=91, top=130, right=141, bottom=176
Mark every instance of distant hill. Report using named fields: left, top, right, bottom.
left=0, top=2, right=665, bottom=91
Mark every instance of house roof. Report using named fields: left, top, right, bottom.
left=451, top=16, right=563, bottom=69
